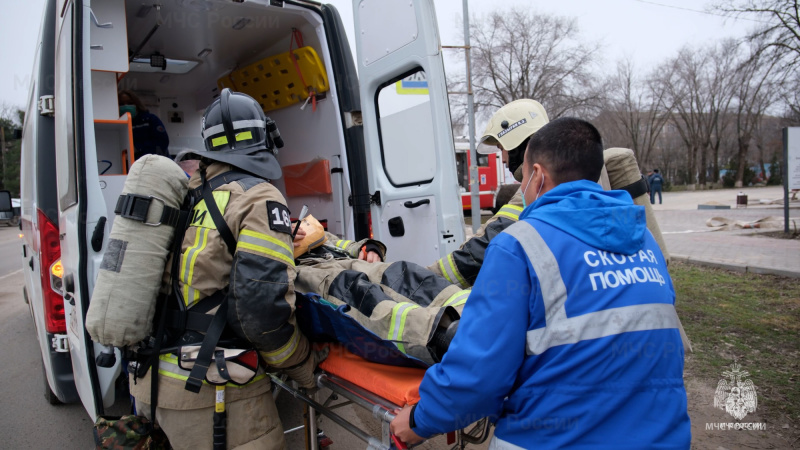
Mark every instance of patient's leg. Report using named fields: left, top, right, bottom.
left=295, top=260, right=467, bottom=365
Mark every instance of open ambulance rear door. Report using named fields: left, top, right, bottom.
left=352, top=0, right=465, bottom=265
left=54, top=0, right=123, bottom=419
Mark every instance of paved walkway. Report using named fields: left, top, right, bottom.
left=650, top=186, right=800, bottom=278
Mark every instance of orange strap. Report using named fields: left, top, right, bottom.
left=289, top=28, right=317, bottom=112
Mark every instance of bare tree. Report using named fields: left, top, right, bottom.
left=601, top=59, right=673, bottom=170
left=712, top=0, right=800, bottom=66
left=658, top=41, right=738, bottom=189
left=730, top=37, right=784, bottom=186
left=449, top=8, right=604, bottom=122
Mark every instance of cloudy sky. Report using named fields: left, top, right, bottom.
left=0, top=0, right=757, bottom=115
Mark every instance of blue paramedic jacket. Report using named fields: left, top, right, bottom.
left=132, top=112, right=170, bottom=159
left=412, top=180, right=690, bottom=449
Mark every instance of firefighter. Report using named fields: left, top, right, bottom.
left=427, top=99, right=549, bottom=288
left=391, top=117, right=691, bottom=448
left=130, top=89, right=325, bottom=449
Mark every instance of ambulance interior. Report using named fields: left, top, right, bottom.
left=89, top=0, right=354, bottom=237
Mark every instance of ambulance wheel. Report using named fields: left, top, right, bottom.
left=42, top=358, right=61, bottom=405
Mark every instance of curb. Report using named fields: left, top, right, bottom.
left=670, top=254, right=800, bottom=279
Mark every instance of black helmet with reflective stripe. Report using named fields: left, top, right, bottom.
left=185, top=88, right=284, bottom=180
left=202, top=88, right=271, bottom=153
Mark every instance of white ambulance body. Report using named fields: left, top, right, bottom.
left=22, top=0, right=463, bottom=419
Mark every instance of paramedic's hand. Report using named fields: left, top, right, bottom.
left=390, top=405, right=424, bottom=445
left=292, top=226, right=307, bottom=248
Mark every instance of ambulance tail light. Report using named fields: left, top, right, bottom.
left=37, top=209, right=65, bottom=334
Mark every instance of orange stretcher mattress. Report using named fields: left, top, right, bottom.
left=318, top=344, right=425, bottom=407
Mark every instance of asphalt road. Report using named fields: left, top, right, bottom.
left=0, top=225, right=24, bottom=278
left=0, top=252, right=96, bottom=448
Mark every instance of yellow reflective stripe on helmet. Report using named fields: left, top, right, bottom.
left=443, top=289, right=470, bottom=307
left=388, top=302, right=420, bottom=354
left=237, top=229, right=295, bottom=266
left=496, top=204, right=523, bottom=221
left=181, top=228, right=211, bottom=306
left=210, top=131, right=254, bottom=148
left=190, top=191, right=231, bottom=230
left=157, top=354, right=266, bottom=387
left=260, top=327, right=300, bottom=365
left=211, top=136, right=228, bottom=147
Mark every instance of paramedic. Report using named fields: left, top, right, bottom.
left=391, top=117, right=691, bottom=448
left=428, top=99, right=549, bottom=288
left=130, top=89, right=325, bottom=449
left=118, top=90, right=170, bottom=159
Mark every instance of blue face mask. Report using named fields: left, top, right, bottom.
left=521, top=171, right=533, bottom=209
left=119, top=105, right=137, bottom=118
left=521, top=170, right=545, bottom=209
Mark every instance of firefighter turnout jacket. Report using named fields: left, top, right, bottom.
left=131, top=162, right=310, bottom=411
left=411, top=180, right=691, bottom=449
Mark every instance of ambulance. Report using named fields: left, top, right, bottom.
left=20, top=0, right=464, bottom=419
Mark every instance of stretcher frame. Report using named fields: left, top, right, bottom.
left=271, top=371, right=492, bottom=450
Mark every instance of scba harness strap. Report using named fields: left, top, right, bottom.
left=131, top=169, right=267, bottom=391
left=115, top=193, right=182, bottom=227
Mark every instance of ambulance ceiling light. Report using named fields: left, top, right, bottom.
left=150, top=52, right=167, bottom=70
left=130, top=57, right=200, bottom=74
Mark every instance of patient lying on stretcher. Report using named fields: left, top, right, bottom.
left=290, top=215, right=463, bottom=367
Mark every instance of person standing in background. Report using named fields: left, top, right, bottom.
left=649, top=169, right=664, bottom=204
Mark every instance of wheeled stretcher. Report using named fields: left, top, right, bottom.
left=272, top=344, right=491, bottom=450
left=273, top=294, right=492, bottom=449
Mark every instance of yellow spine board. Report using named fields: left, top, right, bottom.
left=218, top=46, right=330, bottom=112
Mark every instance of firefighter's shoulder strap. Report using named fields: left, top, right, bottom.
left=182, top=168, right=266, bottom=393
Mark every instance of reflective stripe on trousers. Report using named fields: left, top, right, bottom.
left=388, top=302, right=420, bottom=354
left=438, top=253, right=468, bottom=288
left=504, top=221, right=680, bottom=356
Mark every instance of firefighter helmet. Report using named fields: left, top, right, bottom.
left=478, top=99, right=549, bottom=154
left=187, top=88, right=285, bottom=180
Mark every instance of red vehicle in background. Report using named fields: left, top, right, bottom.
left=454, top=137, right=517, bottom=212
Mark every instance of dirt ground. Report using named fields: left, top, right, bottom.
left=686, top=376, right=797, bottom=449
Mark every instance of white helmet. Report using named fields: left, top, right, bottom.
left=478, top=99, right=549, bottom=154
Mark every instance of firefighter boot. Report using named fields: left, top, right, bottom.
left=430, top=320, right=459, bottom=362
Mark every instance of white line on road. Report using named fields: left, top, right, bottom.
left=0, top=269, right=23, bottom=282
